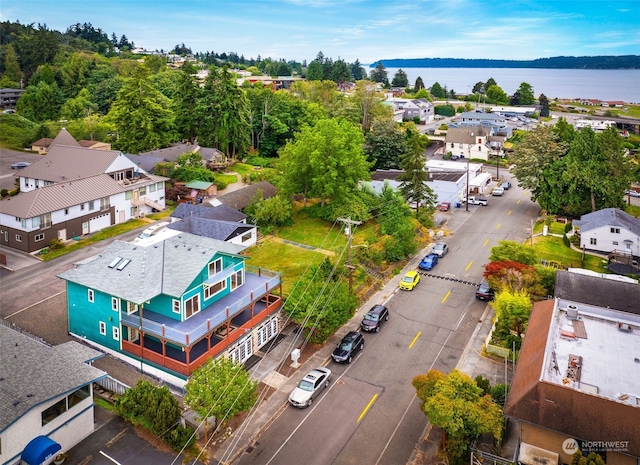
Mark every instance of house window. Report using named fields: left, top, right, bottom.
left=88, top=289, right=94, bottom=302
left=32, top=216, right=40, bottom=228
left=41, top=398, right=67, bottom=426
left=231, top=270, right=244, bottom=290
left=140, top=186, right=146, bottom=195
left=185, top=294, right=200, bottom=318
left=208, top=258, right=222, bottom=276
left=241, top=232, right=252, bottom=243
left=126, top=190, right=132, bottom=200
left=80, top=203, right=85, bottom=211
left=64, top=208, right=69, bottom=215
left=35, top=233, right=45, bottom=242
left=99, top=321, right=106, bottom=335
left=15, top=234, right=22, bottom=242
left=130, top=207, right=135, bottom=217
left=149, top=183, right=156, bottom=192
left=157, top=182, right=164, bottom=190
left=450, top=143, right=454, bottom=148
left=113, top=326, right=119, bottom=340
left=610, top=227, right=620, bottom=234
left=21, top=218, right=26, bottom=228
left=89, top=201, right=95, bottom=210
left=590, top=238, right=597, bottom=245
left=613, top=241, right=619, bottom=246
left=68, top=385, right=90, bottom=409
left=127, top=301, right=138, bottom=314
left=228, top=335, right=253, bottom=364
left=204, top=280, right=226, bottom=299
left=172, top=299, right=181, bottom=314
left=100, top=197, right=109, bottom=210
left=111, top=297, right=120, bottom=311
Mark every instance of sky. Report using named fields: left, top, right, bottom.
left=5, top=0, right=640, bottom=64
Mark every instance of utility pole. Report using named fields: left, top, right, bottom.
left=337, top=217, right=362, bottom=292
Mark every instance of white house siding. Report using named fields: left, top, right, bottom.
left=0, top=390, right=95, bottom=465
left=580, top=225, right=640, bottom=256
left=428, top=179, right=466, bottom=205
left=106, top=153, right=149, bottom=174
left=228, top=228, right=257, bottom=247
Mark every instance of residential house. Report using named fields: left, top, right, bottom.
left=574, top=119, right=616, bottom=132
left=385, top=97, right=434, bottom=123
left=504, top=271, right=640, bottom=465
left=0, top=325, right=107, bottom=465
left=444, top=126, right=495, bottom=161
left=136, top=143, right=227, bottom=173
left=0, top=88, right=24, bottom=109
left=456, top=110, right=513, bottom=138
left=57, top=232, right=282, bottom=386
left=604, top=101, right=626, bottom=108
left=167, top=216, right=257, bottom=247
left=0, top=140, right=167, bottom=253
left=30, top=128, right=111, bottom=154
left=573, top=208, right=640, bottom=258
left=170, top=203, right=248, bottom=224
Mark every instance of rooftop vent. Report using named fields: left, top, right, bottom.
left=567, top=304, right=579, bottom=320
left=116, top=259, right=131, bottom=271
left=618, top=322, right=632, bottom=333
left=108, top=257, right=123, bottom=268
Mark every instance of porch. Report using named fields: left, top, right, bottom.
left=120, top=270, right=282, bottom=377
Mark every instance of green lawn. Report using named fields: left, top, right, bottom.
left=276, top=209, right=348, bottom=251
left=533, top=235, right=607, bottom=272
left=244, top=239, right=328, bottom=295
left=533, top=220, right=567, bottom=235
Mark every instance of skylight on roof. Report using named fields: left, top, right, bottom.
left=108, top=257, right=123, bottom=268
left=116, top=259, right=131, bottom=271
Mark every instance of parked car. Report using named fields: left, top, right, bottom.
left=418, top=253, right=439, bottom=271
left=464, top=196, right=488, bottom=206
left=288, top=367, right=332, bottom=408
left=332, top=331, right=364, bottom=363
left=11, top=161, right=31, bottom=169
left=432, top=242, right=449, bottom=257
left=492, top=187, right=505, bottom=196
left=360, top=305, right=389, bottom=333
left=501, top=181, right=512, bottom=190
left=399, top=270, right=421, bottom=291
left=625, top=190, right=640, bottom=198
left=439, top=202, right=451, bottom=212
left=475, top=281, right=495, bottom=301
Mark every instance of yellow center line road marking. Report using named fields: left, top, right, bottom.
left=441, top=290, right=451, bottom=303
left=358, top=394, right=378, bottom=423
left=517, top=200, right=521, bottom=204
left=508, top=210, right=512, bottom=215
left=409, top=331, right=421, bottom=349
left=465, top=261, right=473, bottom=271
left=483, top=239, right=489, bottom=247
left=496, top=223, right=502, bottom=229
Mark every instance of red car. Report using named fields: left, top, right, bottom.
left=439, top=202, right=451, bottom=212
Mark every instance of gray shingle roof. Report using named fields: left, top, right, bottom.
left=57, top=233, right=247, bottom=303
left=573, top=208, right=640, bottom=236
left=137, top=143, right=198, bottom=162
left=0, top=325, right=106, bottom=433
left=18, top=145, right=130, bottom=182
left=444, top=125, right=489, bottom=144
left=171, top=203, right=247, bottom=222
left=216, top=181, right=278, bottom=210
left=126, top=154, right=165, bottom=173
left=0, top=173, right=167, bottom=217
left=168, top=217, right=255, bottom=241
left=555, top=269, right=640, bottom=314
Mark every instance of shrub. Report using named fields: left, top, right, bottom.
left=474, top=375, right=491, bottom=396
left=49, top=238, right=65, bottom=250
left=491, top=384, right=510, bottom=406
left=564, top=222, right=572, bottom=233
left=165, top=425, right=196, bottom=451
left=245, top=156, right=272, bottom=168
left=563, top=234, right=570, bottom=247
left=1, top=189, right=8, bottom=197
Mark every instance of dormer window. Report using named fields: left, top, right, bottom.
left=208, top=258, right=222, bottom=277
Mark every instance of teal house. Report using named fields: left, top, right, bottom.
left=58, top=232, right=282, bottom=383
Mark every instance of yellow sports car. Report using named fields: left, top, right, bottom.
left=399, top=271, right=420, bottom=290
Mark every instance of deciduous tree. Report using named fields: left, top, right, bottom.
left=515, top=82, right=535, bottom=105
left=486, top=84, right=508, bottom=105
left=185, top=357, right=258, bottom=441
left=490, top=290, right=533, bottom=337
left=412, top=369, right=503, bottom=465
left=365, top=118, right=407, bottom=169
left=489, top=240, right=538, bottom=265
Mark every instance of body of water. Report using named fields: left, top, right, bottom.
left=377, top=67, right=640, bottom=103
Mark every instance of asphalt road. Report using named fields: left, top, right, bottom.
left=235, top=175, right=539, bottom=465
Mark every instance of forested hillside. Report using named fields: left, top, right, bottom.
left=372, top=56, right=640, bottom=70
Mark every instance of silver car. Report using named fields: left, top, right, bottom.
left=288, top=367, right=332, bottom=408
left=432, top=242, right=449, bottom=257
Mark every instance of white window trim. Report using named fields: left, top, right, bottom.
left=204, top=280, right=227, bottom=299
left=88, top=289, right=94, bottom=303
left=99, top=321, right=106, bottom=335
left=111, top=297, right=120, bottom=311
left=112, top=326, right=119, bottom=340
left=172, top=299, right=181, bottom=314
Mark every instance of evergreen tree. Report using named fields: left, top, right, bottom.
left=173, top=62, right=201, bottom=143
left=370, top=62, right=388, bottom=84
left=3, top=44, right=23, bottom=83
left=430, top=82, right=445, bottom=99
left=106, top=64, right=174, bottom=153
left=539, top=93, right=550, bottom=117
left=391, top=69, right=409, bottom=87
left=397, top=126, right=436, bottom=216
left=414, top=76, right=425, bottom=92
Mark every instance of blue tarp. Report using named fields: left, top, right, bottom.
left=22, top=436, right=61, bottom=465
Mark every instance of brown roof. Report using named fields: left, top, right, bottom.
left=50, top=128, right=80, bottom=148
left=31, top=137, right=53, bottom=147
left=505, top=299, right=640, bottom=457
left=0, top=173, right=167, bottom=217
left=17, top=145, right=127, bottom=183
left=216, top=181, right=278, bottom=210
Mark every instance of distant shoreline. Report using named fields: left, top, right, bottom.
left=369, top=56, right=640, bottom=70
